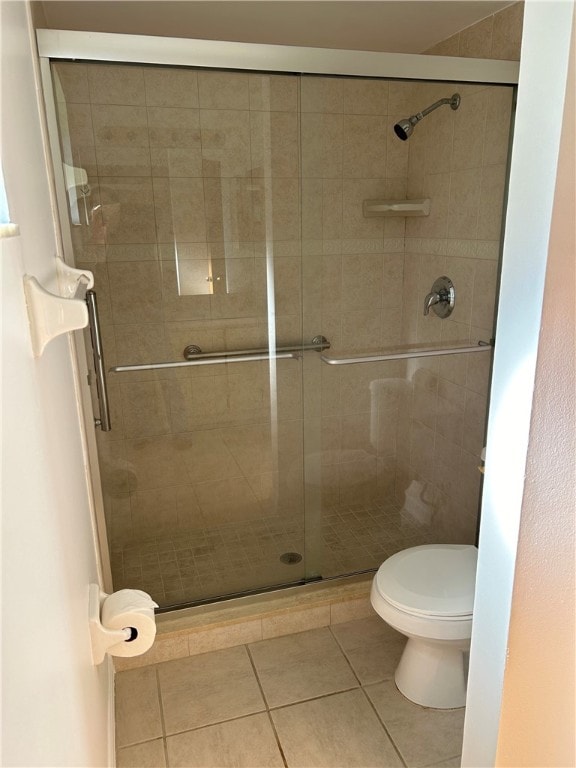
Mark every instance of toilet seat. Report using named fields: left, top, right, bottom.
left=374, top=544, right=477, bottom=618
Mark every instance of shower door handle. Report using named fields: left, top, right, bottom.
left=85, top=290, right=111, bottom=432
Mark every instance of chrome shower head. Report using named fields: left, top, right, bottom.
left=393, top=93, right=460, bottom=141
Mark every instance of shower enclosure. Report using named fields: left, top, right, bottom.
left=39, top=31, right=517, bottom=609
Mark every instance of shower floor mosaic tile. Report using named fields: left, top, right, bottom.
left=111, top=503, right=433, bottom=608
left=115, top=617, right=464, bottom=768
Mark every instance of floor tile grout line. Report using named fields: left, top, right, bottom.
left=154, top=665, right=171, bottom=768
left=360, top=686, right=408, bottom=768
left=267, top=684, right=362, bottom=713
left=239, top=643, right=289, bottom=768
left=328, top=623, right=364, bottom=688
left=160, top=707, right=269, bottom=741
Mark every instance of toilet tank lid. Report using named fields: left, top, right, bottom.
left=375, top=544, right=478, bottom=617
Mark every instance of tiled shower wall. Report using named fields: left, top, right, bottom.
left=392, top=81, right=514, bottom=542
left=390, top=1, right=523, bottom=542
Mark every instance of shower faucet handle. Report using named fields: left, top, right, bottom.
left=423, top=292, right=441, bottom=315
left=423, top=276, right=455, bottom=319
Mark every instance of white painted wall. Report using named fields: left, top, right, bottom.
left=0, top=2, right=112, bottom=766
left=462, top=1, right=575, bottom=765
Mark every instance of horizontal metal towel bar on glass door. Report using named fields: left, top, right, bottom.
left=110, top=351, right=300, bottom=373
left=110, top=336, right=331, bottom=373
left=183, top=335, right=330, bottom=360
left=321, top=340, right=493, bottom=365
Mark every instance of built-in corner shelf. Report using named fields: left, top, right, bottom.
left=23, top=256, right=94, bottom=357
left=363, top=198, right=431, bottom=218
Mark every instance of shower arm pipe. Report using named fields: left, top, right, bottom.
left=409, top=95, right=459, bottom=126
left=321, top=340, right=492, bottom=365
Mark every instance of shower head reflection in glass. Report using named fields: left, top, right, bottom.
left=393, top=93, right=460, bottom=141
left=63, top=162, right=92, bottom=225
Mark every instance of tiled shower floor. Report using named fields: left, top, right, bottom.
left=111, top=503, right=433, bottom=608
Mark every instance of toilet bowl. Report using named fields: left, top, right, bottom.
left=370, top=544, right=477, bottom=709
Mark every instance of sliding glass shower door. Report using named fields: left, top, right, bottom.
left=52, top=61, right=320, bottom=607
left=49, top=53, right=514, bottom=609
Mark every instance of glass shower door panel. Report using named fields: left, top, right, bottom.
left=52, top=60, right=309, bottom=608
left=300, top=74, right=513, bottom=579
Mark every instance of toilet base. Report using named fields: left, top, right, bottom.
left=395, top=636, right=468, bottom=709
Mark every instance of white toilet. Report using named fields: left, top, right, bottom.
left=370, top=543, right=478, bottom=709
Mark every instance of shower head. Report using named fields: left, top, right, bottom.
left=393, top=93, right=460, bottom=141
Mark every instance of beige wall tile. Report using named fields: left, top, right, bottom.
left=491, top=1, right=524, bottom=60
left=144, top=67, right=199, bottom=108
left=471, top=260, right=498, bottom=330
left=96, top=146, right=151, bottom=177
left=425, top=36, right=461, bottom=56
left=447, top=168, right=481, bottom=239
left=52, top=62, right=89, bottom=103
left=92, top=104, right=148, bottom=148
left=484, top=87, right=514, bottom=167
left=249, top=73, right=298, bottom=112
left=262, top=606, right=331, bottom=639
left=153, top=177, right=207, bottom=243
left=301, top=113, right=343, bottom=178
left=121, top=380, right=171, bottom=438
left=108, top=260, right=162, bottom=325
left=198, top=71, right=250, bottom=110
left=114, top=635, right=190, bottom=672
left=125, top=436, right=189, bottom=491
left=343, top=115, right=387, bottom=178
left=64, top=102, right=95, bottom=149
left=99, top=177, right=157, bottom=244
left=459, top=16, right=494, bottom=58
left=301, top=76, right=343, bottom=114
left=406, top=173, right=450, bottom=239
left=176, top=430, right=243, bottom=484
left=193, top=477, right=262, bottom=523
left=270, top=177, right=301, bottom=240
left=250, top=111, right=299, bottom=178
left=88, top=64, right=146, bottom=106
left=187, top=620, right=263, bottom=656
left=330, top=597, right=373, bottom=624
left=342, top=78, right=389, bottom=115
left=200, top=109, right=251, bottom=177
left=342, top=253, right=383, bottom=312
left=477, top=164, right=507, bottom=240
left=147, top=106, right=201, bottom=156
left=452, top=90, right=488, bottom=171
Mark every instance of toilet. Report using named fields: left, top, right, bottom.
left=370, top=543, right=478, bottom=709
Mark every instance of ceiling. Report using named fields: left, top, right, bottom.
left=35, top=1, right=513, bottom=54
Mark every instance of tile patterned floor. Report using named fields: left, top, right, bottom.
left=115, top=616, right=464, bottom=768
left=111, top=503, right=433, bottom=608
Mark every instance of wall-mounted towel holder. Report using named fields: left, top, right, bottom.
left=24, top=256, right=94, bottom=357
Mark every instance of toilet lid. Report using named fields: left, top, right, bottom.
left=375, top=544, right=478, bottom=617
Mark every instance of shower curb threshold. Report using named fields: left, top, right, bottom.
left=114, top=574, right=373, bottom=671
